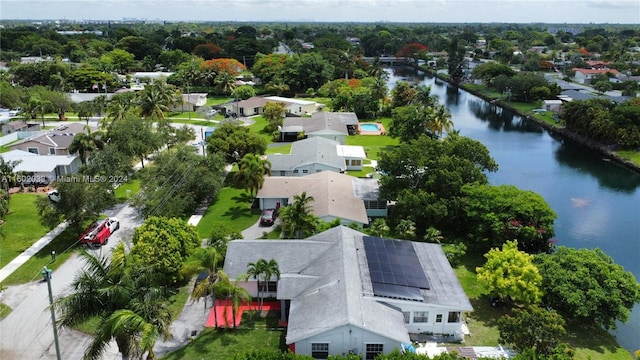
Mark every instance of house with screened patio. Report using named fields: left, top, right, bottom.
left=223, top=226, right=473, bottom=359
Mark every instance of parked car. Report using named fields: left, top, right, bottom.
left=260, top=208, right=278, bottom=226
left=79, top=217, right=120, bottom=246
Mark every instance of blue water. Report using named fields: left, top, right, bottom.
left=385, top=67, right=640, bottom=353
left=360, top=123, right=381, bottom=132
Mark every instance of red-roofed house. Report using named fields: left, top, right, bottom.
left=572, top=68, right=620, bottom=84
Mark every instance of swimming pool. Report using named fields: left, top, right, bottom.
left=360, top=123, right=381, bottom=132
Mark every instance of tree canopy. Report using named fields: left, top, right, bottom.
left=205, top=123, right=267, bottom=163
left=535, top=247, right=640, bottom=329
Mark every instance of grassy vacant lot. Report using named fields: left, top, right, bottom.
left=161, top=311, right=284, bottom=360
left=196, top=175, right=261, bottom=239
left=0, top=193, right=48, bottom=268
left=454, top=252, right=633, bottom=360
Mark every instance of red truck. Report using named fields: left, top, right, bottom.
left=79, top=217, right=120, bottom=246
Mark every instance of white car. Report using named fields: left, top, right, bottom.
left=47, top=190, right=61, bottom=203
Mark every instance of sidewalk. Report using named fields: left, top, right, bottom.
left=0, top=221, right=68, bottom=283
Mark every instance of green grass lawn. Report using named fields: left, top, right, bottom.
left=454, top=251, right=633, bottom=360
left=160, top=311, right=284, bottom=360
left=616, top=150, right=640, bottom=167
left=206, top=97, right=234, bottom=106
left=0, top=303, right=12, bottom=320
left=196, top=176, right=261, bottom=238
left=265, top=143, right=292, bottom=155
left=0, top=193, right=49, bottom=269
left=0, top=224, right=83, bottom=286
left=115, top=179, right=142, bottom=202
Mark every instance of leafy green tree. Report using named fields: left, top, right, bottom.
left=105, top=92, right=136, bottom=124
left=394, top=219, right=417, bottom=240
left=205, top=123, right=267, bottom=163
left=0, top=157, right=21, bottom=191
left=367, top=218, right=390, bottom=237
left=535, top=247, right=640, bottom=329
left=447, top=37, right=467, bottom=84
left=390, top=81, right=419, bottom=108
left=279, top=192, right=318, bottom=239
left=471, top=62, right=516, bottom=86
left=35, top=178, right=115, bottom=233
left=497, top=306, right=567, bottom=356
left=100, top=49, right=136, bottom=74
left=461, top=184, right=556, bottom=253
left=378, top=134, right=498, bottom=237
left=107, top=115, right=159, bottom=168
left=263, top=101, right=287, bottom=133
left=388, top=105, right=429, bottom=142
left=593, top=80, right=613, bottom=94
left=477, top=240, right=543, bottom=305
left=82, top=145, right=133, bottom=183
left=231, top=85, right=256, bottom=100
left=68, top=125, right=106, bottom=165
left=234, top=153, right=271, bottom=198
left=133, top=145, right=225, bottom=218
left=131, top=216, right=201, bottom=284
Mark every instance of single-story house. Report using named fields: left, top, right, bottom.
left=264, top=96, right=317, bottom=116
left=572, top=68, right=620, bottom=84
left=223, top=226, right=473, bottom=359
left=223, top=96, right=268, bottom=117
left=8, top=123, right=94, bottom=156
left=280, top=112, right=359, bottom=144
left=170, top=93, right=208, bottom=112
left=131, top=72, right=175, bottom=82
left=257, top=170, right=387, bottom=224
left=542, top=100, right=563, bottom=113
left=1, top=149, right=81, bottom=185
left=68, top=92, right=113, bottom=104
left=1, top=120, right=40, bottom=136
left=267, top=137, right=365, bottom=176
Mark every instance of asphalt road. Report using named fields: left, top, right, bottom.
left=0, top=204, right=141, bottom=360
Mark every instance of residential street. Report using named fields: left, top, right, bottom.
left=0, top=204, right=141, bottom=359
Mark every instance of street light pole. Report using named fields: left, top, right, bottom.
left=42, top=266, right=62, bottom=360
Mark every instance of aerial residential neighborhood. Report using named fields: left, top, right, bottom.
left=1, top=7, right=640, bottom=360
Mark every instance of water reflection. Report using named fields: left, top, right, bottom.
left=555, top=142, right=640, bottom=193
left=467, top=100, right=544, bottom=133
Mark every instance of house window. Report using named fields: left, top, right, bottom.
left=435, top=314, right=443, bottom=323
left=413, top=311, right=429, bottom=323
left=351, top=159, right=361, bottom=166
left=262, top=281, right=277, bottom=292
left=365, top=344, right=383, bottom=360
left=280, top=171, right=285, bottom=176
left=311, top=343, right=329, bottom=359
left=403, top=312, right=410, bottom=323
left=345, top=159, right=349, bottom=166
left=49, top=147, right=56, bottom=155
left=302, top=169, right=309, bottom=174
left=28, top=147, right=39, bottom=154
left=293, top=169, right=299, bottom=174
left=253, top=107, right=259, bottom=114
left=448, top=312, right=461, bottom=323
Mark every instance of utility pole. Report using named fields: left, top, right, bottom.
left=41, top=266, right=62, bottom=360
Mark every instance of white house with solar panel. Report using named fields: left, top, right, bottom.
left=223, top=226, right=473, bottom=359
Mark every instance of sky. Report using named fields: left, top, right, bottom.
left=1, top=0, right=639, bottom=24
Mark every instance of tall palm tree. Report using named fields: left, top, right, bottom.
left=68, top=125, right=106, bottom=165
left=279, top=192, right=318, bottom=239
left=233, top=153, right=271, bottom=199
left=214, top=72, right=237, bottom=95
left=426, top=104, right=454, bottom=138
left=214, top=271, right=251, bottom=329
left=368, top=218, right=390, bottom=237
left=246, top=259, right=267, bottom=313
left=106, top=93, right=136, bottom=126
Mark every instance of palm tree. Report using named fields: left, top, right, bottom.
left=214, top=72, right=237, bottom=95
left=233, top=153, right=271, bottom=199
left=106, top=93, right=136, bottom=126
left=395, top=219, right=417, bottom=240
left=279, top=192, right=318, bottom=239
left=188, top=248, right=223, bottom=319
left=426, top=104, right=454, bottom=138
left=368, top=218, right=390, bottom=237
left=68, top=125, right=106, bottom=165
left=137, top=81, right=179, bottom=120
left=246, top=259, right=266, bottom=306
left=54, top=243, right=173, bottom=360
left=213, top=271, right=251, bottom=329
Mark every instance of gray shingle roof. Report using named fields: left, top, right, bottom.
left=267, top=137, right=345, bottom=173
left=282, top=112, right=358, bottom=135
left=223, top=226, right=472, bottom=346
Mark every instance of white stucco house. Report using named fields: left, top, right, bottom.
left=572, top=68, right=620, bottom=85
left=267, top=137, right=365, bottom=176
left=223, top=226, right=473, bottom=359
left=1, top=149, right=81, bottom=185
left=171, top=93, right=208, bottom=112
left=257, top=170, right=388, bottom=224
left=542, top=99, right=563, bottom=113
left=264, top=96, right=317, bottom=116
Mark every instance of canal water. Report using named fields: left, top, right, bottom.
left=385, top=67, right=640, bottom=352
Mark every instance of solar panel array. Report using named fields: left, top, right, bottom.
left=363, top=236, right=429, bottom=301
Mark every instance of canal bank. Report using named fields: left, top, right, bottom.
left=414, top=64, right=640, bottom=175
